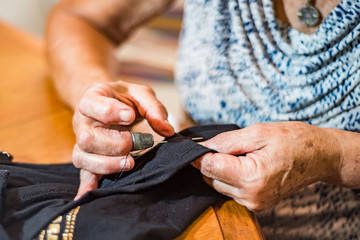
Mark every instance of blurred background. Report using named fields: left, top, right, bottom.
left=0, top=0, right=184, bottom=36
left=0, top=0, right=58, bottom=37
left=0, top=0, right=190, bottom=130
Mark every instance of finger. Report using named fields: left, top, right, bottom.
left=127, top=84, right=174, bottom=137
left=199, top=125, right=267, bottom=155
left=192, top=152, right=262, bottom=187
left=72, top=144, right=135, bottom=174
left=75, top=123, right=133, bottom=155
left=202, top=176, right=245, bottom=204
left=202, top=176, right=262, bottom=210
left=78, top=90, right=136, bottom=125
left=74, top=170, right=102, bottom=200
left=191, top=153, right=243, bottom=185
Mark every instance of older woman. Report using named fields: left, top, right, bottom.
left=46, top=0, right=360, bottom=239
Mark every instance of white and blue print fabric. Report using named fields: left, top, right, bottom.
left=176, top=0, right=360, bottom=131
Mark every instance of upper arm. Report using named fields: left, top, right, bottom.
left=50, top=0, right=175, bottom=43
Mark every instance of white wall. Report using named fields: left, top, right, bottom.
left=0, top=0, right=59, bottom=36
left=0, top=0, right=185, bottom=37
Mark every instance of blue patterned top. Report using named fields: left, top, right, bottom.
left=176, top=0, right=360, bottom=131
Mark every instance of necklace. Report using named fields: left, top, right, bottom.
left=297, top=0, right=321, bottom=27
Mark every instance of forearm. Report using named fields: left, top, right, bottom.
left=47, top=11, right=116, bottom=108
left=321, top=127, right=360, bottom=189
left=330, top=128, right=360, bottom=189
left=46, top=0, right=174, bottom=109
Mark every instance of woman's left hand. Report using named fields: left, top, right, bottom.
left=192, top=122, right=341, bottom=211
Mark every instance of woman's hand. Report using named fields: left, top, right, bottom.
left=192, top=122, right=342, bottom=211
left=73, top=80, right=174, bottom=199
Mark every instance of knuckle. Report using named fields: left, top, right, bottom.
left=112, top=146, right=127, bottom=156
left=77, top=97, right=89, bottom=114
left=139, top=84, right=155, bottom=95
left=200, top=154, right=216, bottom=177
left=250, top=123, right=264, bottom=136
left=72, top=147, right=82, bottom=169
left=231, top=188, right=243, bottom=201
left=157, top=103, right=167, bottom=114
left=100, top=104, right=119, bottom=124
left=100, top=103, right=115, bottom=118
left=77, top=130, right=94, bottom=152
left=246, top=201, right=262, bottom=211
left=100, top=161, right=115, bottom=174
left=115, top=132, right=132, bottom=154
left=89, top=82, right=110, bottom=94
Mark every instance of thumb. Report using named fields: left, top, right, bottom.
left=74, top=170, right=102, bottom=201
left=200, top=127, right=266, bottom=155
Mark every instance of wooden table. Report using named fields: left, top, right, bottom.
left=0, top=20, right=264, bottom=240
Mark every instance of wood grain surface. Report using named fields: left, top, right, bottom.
left=0, top=20, right=264, bottom=240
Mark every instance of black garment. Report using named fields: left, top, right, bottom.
left=0, top=124, right=239, bottom=240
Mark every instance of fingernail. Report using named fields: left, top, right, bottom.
left=119, top=110, right=133, bottom=122
left=120, top=159, right=130, bottom=170
left=74, top=195, right=81, bottom=201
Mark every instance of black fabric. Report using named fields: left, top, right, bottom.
left=0, top=124, right=239, bottom=240
left=0, top=152, right=13, bottom=162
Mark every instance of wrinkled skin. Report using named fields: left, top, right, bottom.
left=72, top=81, right=174, bottom=199
left=192, top=122, right=342, bottom=211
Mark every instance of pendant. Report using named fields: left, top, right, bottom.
left=297, top=0, right=321, bottom=27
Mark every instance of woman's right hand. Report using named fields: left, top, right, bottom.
left=72, top=80, right=174, bottom=200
